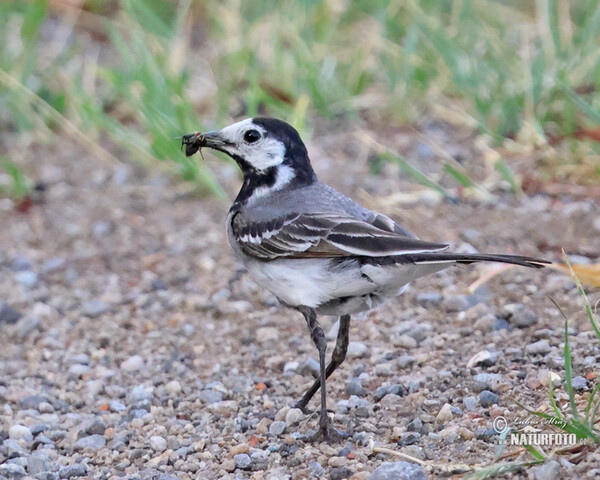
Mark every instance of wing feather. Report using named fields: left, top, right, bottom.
left=231, top=211, right=448, bottom=260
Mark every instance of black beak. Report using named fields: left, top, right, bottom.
left=181, top=131, right=230, bottom=157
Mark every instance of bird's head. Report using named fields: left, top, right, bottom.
left=183, top=118, right=316, bottom=203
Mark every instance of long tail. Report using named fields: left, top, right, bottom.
left=403, top=253, right=550, bottom=269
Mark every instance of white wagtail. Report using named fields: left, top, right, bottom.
left=182, top=118, right=549, bottom=440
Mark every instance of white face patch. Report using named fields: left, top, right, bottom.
left=219, top=118, right=286, bottom=172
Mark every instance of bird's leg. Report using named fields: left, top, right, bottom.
left=295, top=315, right=351, bottom=412
left=297, top=308, right=347, bottom=442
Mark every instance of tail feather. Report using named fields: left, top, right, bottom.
left=405, top=253, right=550, bottom=269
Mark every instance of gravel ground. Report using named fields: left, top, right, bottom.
left=1, top=126, right=599, bottom=480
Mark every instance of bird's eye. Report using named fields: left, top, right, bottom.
left=243, top=129, right=261, bottom=144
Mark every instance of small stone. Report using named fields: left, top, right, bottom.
left=436, top=403, right=453, bottom=423
left=198, top=390, right=223, bottom=404
left=504, top=303, right=538, bottom=328
left=368, top=461, right=427, bottom=480
left=13, top=316, right=41, bottom=340
left=79, top=418, right=106, bottom=436
left=467, top=350, right=499, bottom=368
left=16, top=270, right=38, bottom=288
left=74, top=434, right=106, bottom=450
left=9, top=425, right=33, bottom=442
left=149, top=436, right=167, bottom=451
left=121, top=355, right=144, bottom=371
left=165, top=380, right=182, bottom=395
left=393, top=334, right=417, bottom=349
left=346, top=379, right=367, bottom=397
left=309, top=461, right=326, bottom=477
left=407, top=417, right=423, bottom=433
left=109, top=400, right=126, bottom=412
left=330, top=467, right=352, bottom=480
left=531, top=460, right=561, bottom=480
left=329, top=456, right=348, bottom=468
left=347, top=342, right=368, bottom=358
left=571, top=376, right=587, bottom=391
left=0, top=303, right=22, bottom=324
left=374, top=384, right=405, bottom=402
left=59, top=464, right=87, bottom=478
left=0, top=463, right=26, bottom=477
left=416, top=292, right=442, bottom=306
left=283, top=361, right=299, bottom=375
left=463, top=396, right=478, bottom=411
left=27, top=450, right=52, bottom=475
left=444, top=294, right=478, bottom=312
left=285, top=408, right=303, bottom=426
left=233, top=453, right=252, bottom=470
left=479, top=390, right=499, bottom=407
left=229, top=444, right=249, bottom=456
left=396, top=355, right=415, bottom=369
left=82, top=300, right=108, bottom=318
left=298, top=358, right=320, bottom=378
left=269, top=421, right=286, bottom=436
left=526, top=339, right=551, bottom=355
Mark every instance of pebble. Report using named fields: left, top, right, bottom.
left=269, top=421, right=286, bottom=436
left=58, top=464, right=87, bottom=478
left=416, top=292, right=442, bottom=306
left=571, top=376, right=587, bottom=391
left=504, top=303, right=538, bottom=328
left=16, top=270, right=38, bottom=288
left=309, top=461, right=326, bottom=477
left=9, top=425, right=33, bottom=442
left=346, top=379, right=367, bottom=397
left=443, top=294, right=477, bottom=312
left=368, top=461, right=427, bottom=480
left=198, top=390, right=223, bottom=404
left=531, top=460, right=561, bottom=480
left=285, top=408, right=303, bottom=426
left=393, top=334, right=417, bottom=349
left=0, top=463, right=26, bottom=477
left=121, top=355, right=144, bottom=371
left=79, top=418, right=106, bottom=436
left=396, top=355, right=415, bottom=369
left=27, top=451, right=52, bottom=475
left=0, top=303, right=22, bottom=324
left=149, top=435, right=167, bottom=451
left=347, top=342, right=368, bottom=358
left=407, top=417, right=423, bottom=433
left=436, top=403, right=453, bottom=422
left=298, top=358, right=320, bottom=378
left=233, top=453, right=252, bottom=470
left=525, top=339, right=551, bottom=355
left=479, top=390, right=499, bottom=407
left=14, top=316, right=41, bottom=340
left=328, top=456, right=348, bottom=467
left=463, top=396, right=478, bottom=411
left=82, top=300, right=108, bottom=318
left=165, top=380, right=182, bottom=395
left=283, top=361, right=299, bottom=375
left=74, top=434, right=106, bottom=450
left=467, top=350, right=499, bottom=368
left=330, top=467, right=352, bottom=480
left=374, top=384, right=405, bottom=402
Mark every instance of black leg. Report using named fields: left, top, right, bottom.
left=295, top=315, right=351, bottom=411
left=296, top=309, right=349, bottom=441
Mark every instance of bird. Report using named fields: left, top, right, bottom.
left=181, top=117, right=549, bottom=441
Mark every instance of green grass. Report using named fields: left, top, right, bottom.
left=0, top=0, right=599, bottom=196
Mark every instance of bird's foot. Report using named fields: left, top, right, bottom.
left=298, top=413, right=349, bottom=443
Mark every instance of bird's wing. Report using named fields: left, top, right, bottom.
left=230, top=211, right=448, bottom=260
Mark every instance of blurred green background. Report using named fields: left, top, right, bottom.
left=1, top=0, right=599, bottom=201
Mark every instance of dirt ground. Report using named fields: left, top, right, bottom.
left=1, top=124, right=599, bottom=480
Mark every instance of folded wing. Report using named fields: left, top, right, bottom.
left=231, top=212, right=449, bottom=260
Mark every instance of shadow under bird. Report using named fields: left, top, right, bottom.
left=182, top=118, right=549, bottom=441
